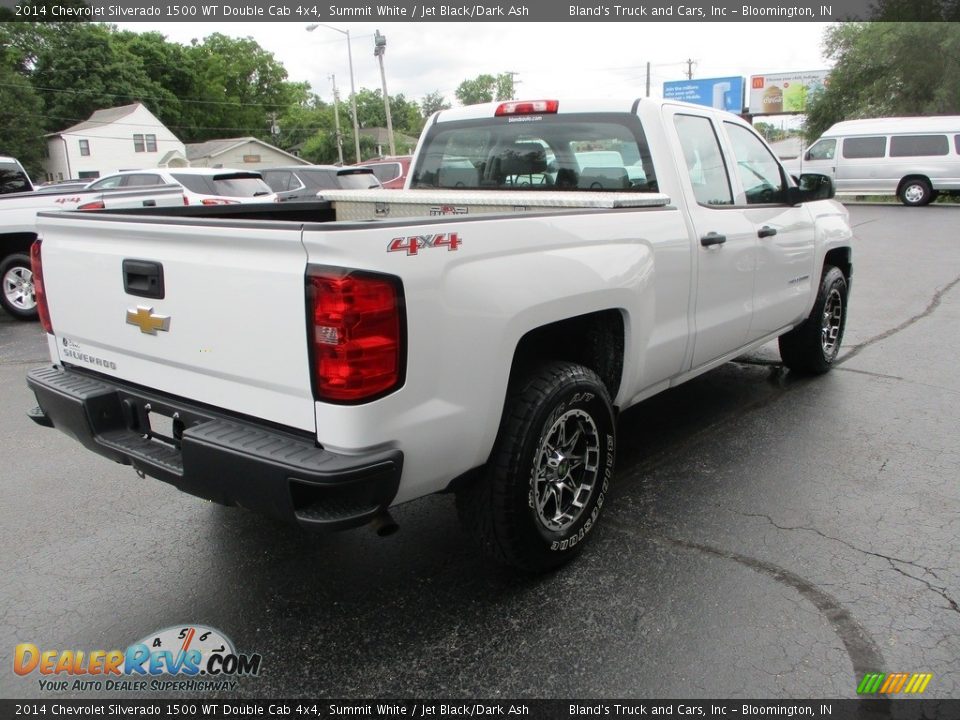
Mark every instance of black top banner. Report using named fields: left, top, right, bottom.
left=1, top=0, right=958, bottom=22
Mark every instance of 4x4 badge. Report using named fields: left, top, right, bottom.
left=126, top=306, right=170, bottom=335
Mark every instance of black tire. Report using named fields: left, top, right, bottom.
left=778, top=265, right=848, bottom=375
left=898, top=177, right=933, bottom=206
left=0, top=253, right=38, bottom=321
left=456, top=361, right=615, bottom=572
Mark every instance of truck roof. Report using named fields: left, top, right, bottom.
left=429, top=97, right=751, bottom=125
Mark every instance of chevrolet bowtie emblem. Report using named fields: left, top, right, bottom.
left=126, top=306, right=171, bottom=335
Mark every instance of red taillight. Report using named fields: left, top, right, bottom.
left=182, top=195, right=189, bottom=205
left=495, top=100, right=559, bottom=116
left=77, top=200, right=105, bottom=211
left=307, top=267, right=404, bottom=403
left=30, top=240, right=53, bottom=334
left=201, top=198, right=239, bottom=205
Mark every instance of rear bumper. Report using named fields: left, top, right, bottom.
left=27, top=365, right=402, bottom=531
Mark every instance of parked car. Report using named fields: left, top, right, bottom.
left=262, top=165, right=381, bottom=202
left=85, top=168, right=275, bottom=205
left=783, top=115, right=960, bottom=206
left=0, top=156, right=34, bottom=195
left=353, top=155, right=412, bottom=189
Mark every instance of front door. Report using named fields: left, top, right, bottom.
left=671, top=110, right=758, bottom=369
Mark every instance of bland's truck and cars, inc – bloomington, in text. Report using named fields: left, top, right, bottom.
left=25, top=98, right=852, bottom=571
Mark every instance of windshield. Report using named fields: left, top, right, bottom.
left=411, top=113, right=657, bottom=192
left=172, top=173, right=272, bottom=197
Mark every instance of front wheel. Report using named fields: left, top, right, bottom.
left=457, top=362, right=616, bottom=572
left=899, top=178, right=932, bottom=206
left=0, top=253, right=38, bottom=320
left=778, top=265, right=848, bottom=375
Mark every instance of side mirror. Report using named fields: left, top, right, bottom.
left=788, top=173, right=834, bottom=205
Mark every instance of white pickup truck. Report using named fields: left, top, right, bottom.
left=26, top=99, right=852, bottom=571
left=1, top=184, right=184, bottom=319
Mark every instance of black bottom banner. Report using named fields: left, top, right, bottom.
left=3, top=699, right=959, bottom=720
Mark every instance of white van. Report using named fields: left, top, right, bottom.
left=789, top=116, right=960, bottom=206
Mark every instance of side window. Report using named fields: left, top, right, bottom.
left=805, top=139, right=836, bottom=161
left=724, top=122, right=786, bottom=205
left=87, top=175, right=123, bottom=190
left=674, top=114, right=733, bottom=206
left=889, top=135, right=949, bottom=157
left=124, top=174, right=163, bottom=187
left=262, top=171, right=291, bottom=192
left=955, top=135, right=960, bottom=154
left=842, top=136, right=886, bottom=159
left=369, top=163, right=401, bottom=183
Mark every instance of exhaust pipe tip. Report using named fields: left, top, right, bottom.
left=370, top=510, right=399, bottom=537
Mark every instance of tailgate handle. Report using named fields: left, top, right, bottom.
left=142, top=199, right=157, bottom=207
left=123, top=259, right=165, bottom=299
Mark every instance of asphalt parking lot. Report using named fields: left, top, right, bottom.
left=1, top=204, right=958, bottom=700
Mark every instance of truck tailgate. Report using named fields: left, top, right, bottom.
left=36, top=213, right=316, bottom=432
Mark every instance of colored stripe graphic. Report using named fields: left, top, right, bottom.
left=858, top=672, right=932, bottom=695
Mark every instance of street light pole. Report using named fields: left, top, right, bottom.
left=329, top=74, right=344, bottom=165
left=374, top=30, right=396, bottom=157
left=307, top=23, right=362, bottom=163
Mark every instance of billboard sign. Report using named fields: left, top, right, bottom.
left=748, top=70, right=829, bottom=115
left=662, top=76, right=744, bottom=113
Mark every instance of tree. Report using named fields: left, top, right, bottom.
left=0, top=57, right=45, bottom=177
left=29, top=23, right=176, bottom=136
left=420, top=91, right=450, bottom=119
left=804, top=22, right=960, bottom=140
left=455, top=73, right=515, bottom=106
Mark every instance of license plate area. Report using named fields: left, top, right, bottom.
left=147, top=410, right=176, bottom=444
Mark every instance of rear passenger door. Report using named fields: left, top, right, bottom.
left=720, top=121, right=815, bottom=339
left=669, top=109, right=758, bottom=368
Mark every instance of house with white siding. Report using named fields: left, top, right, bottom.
left=42, top=103, right=186, bottom=183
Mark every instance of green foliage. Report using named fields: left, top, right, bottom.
left=0, top=21, right=428, bottom=168
left=455, top=73, right=515, bottom=106
left=0, top=58, right=45, bottom=177
left=420, top=91, right=451, bottom=119
left=804, top=22, right=960, bottom=140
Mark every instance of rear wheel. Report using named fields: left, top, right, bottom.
left=457, top=361, right=615, bottom=572
left=0, top=253, right=38, bottom=320
left=898, top=178, right=932, bottom=206
left=778, top=265, right=848, bottom=375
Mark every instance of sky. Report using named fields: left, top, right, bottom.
left=118, top=21, right=833, bottom=116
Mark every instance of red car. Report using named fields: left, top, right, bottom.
left=353, top=155, right=411, bottom=189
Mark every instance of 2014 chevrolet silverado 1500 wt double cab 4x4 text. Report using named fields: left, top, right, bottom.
left=26, top=99, right=852, bottom=571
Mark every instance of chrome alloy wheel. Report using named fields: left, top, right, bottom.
left=821, top=287, right=843, bottom=359
left=2, top=265, right=35, bottom=312
left=903, top=183, right=926, bottom=204
left=533, top=409, right=601, bottom=532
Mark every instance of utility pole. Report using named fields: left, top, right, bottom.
left=686, top=58, right=696, bottom=80
left=373, top=30, right=396, bottom=157
left=645, top=62, right=651, bottom=97
left=329, top=74, right=344, bottom=166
